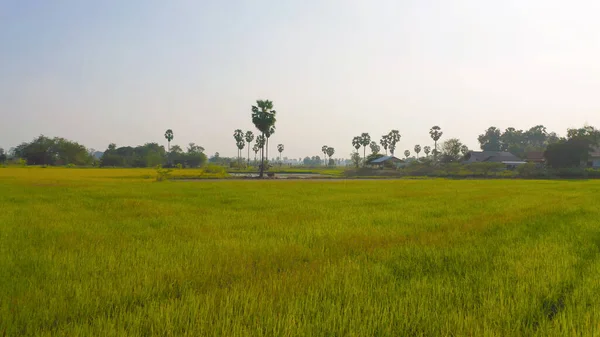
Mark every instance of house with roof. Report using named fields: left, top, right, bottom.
left=463, top=151, right=526, bottom=169
left=525, top=152, right=545, bottom=164
left=368, top=155, right=403, bottom=168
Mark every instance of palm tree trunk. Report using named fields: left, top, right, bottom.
left=266, top=138, right=269, bottom=165
left=259, top=133, right=265, bottom=178
left=363, top=146, right=366, bottom=164
left=247, top=144, right=250, bottom=166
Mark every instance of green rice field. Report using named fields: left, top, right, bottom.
left=1, top=168, right=600, bottom=336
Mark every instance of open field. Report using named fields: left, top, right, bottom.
left=2, top=168, right=600, bottom=336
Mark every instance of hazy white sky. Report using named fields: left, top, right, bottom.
left=1, top=0, right=599, bottom=158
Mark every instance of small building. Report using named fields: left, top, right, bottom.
left=525, top=152, right=545, bottom=164
left=589, top=147, right=600, bottom=168
left=368, top=155, right=402, bottom=168
left=464, top=151, right=526, bottom=168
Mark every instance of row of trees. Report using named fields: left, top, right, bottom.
left=349, top=126, right=449, bottom=166
left=8, top=135, right=95, bottom=166
left=232, top=129, right=285, bottom=167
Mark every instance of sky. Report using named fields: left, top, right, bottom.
left=1, top=0, right=600, bottom=158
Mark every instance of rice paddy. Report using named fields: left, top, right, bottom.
left=1, top=167, right=600, bottom=336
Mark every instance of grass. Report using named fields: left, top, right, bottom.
left=2, top=167, right=600, bottom=336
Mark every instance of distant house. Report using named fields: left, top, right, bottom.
left=525, top=152, right=545, bottom=164
left=589, top=146, right=600, bottom=168
left=463, top=151, right=526, bottom=168
left=368, top=155, right=402, bottom=168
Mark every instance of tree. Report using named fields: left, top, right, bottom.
left=414, top=145, right=421, bottom=158
left=544, top=125, right=600, bottom=168
left=380, top=135, right=390, bottom=155
left=359, top=133, right=371, bottom=162
left=251, top=100, right=277, bottom=177
left=460, top=145, right=469, bottom=157
left=236, top=140, right=246, bottom=167
left=500, top=127, right=526, bottom=156
left=186, top=143, right=207, bottom=167
left=233, top=129, right=244, bottom=166
left=0, top=148, right=6, bottom=164
left=423, top=146, right=431, bottom=157
left=277, top=144, right=284, bottom=161
left=370, top=141, right=380, bottom=155
left=265, top=126, right=275, bottom=164
left=441, top=138, right=463, bottom=163
left=322, top=145, right=328, bottom=166
left=252, top=144, right=260, bottom=164
left=245, top=131, right=254, bottom=165
left=525, top=125, right=548, bottom=149
left=326, top=147, right=335, bottom=166
left=478, top=127, right=502, bottom=151
left=164, top=129, right=174, bottom=152
left=429, top=126, right=443, bottom=157
left=350, top=152, right=361, bottom=168
left=352, top=136, right=362, bottom=153
left=404, top=150, right=410, bottom=159
left=545, top=140, right=588, bottom=169
left=387, top=130, right=401, bottom=155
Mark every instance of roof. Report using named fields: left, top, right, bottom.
left=466, top=151, right=521, bottom=163
left=526, top=152, right=544, bottom=161
left=369, top=156, right=402, bottom=164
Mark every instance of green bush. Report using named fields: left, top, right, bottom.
left=204, top=164, right=227, bottom=175
left=155, top=165, right=173, bottom=182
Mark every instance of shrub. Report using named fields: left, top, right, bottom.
left=204, top=164, right=227, bottom=175
left=155, top=165, right=173, bottom=182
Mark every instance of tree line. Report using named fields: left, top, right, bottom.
left=1, top=98, right=599, bottom=171
left=341, top=124, right=600, bottom=169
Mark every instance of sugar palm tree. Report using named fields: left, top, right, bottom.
left=322, top=145, right=328, bottom=166
left=380, top=135, right=389, bottom=155
left=245, top=131, right=254, bottom=166
left=359, top=133, right=371, bottom=162
left=277, top=144, right=284, bottom=161
left=352, top=136, right=362, bottom=153
left=404, top=150, right=410, bottom=159
left=424, top=146, right=431, bottom=157
left=414, top=145, right=422, bottom=158
left=252, top=144, right=260, bottom=164
left=387, top=130, right=401, bottom=155
left=164, top=129, right=174, bottom=152
left=429, top=126, right=443, bottom=158
left=251, top=100, right=277, bottom=177
left=326, top=147, right=335, bottom=166
left=233, top=129, right=244, bottom=166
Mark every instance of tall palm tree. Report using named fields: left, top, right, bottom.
left=359, top=133, right=371, bottom=162
left=352, top=136, right=362, bottom=153
left=277, top=144, right=284, bottom=161
left=233, top=129, right=244, bottom=166
left=424, top=146, right=431, bottom=157
left=322, top=145, right=328, bottom=166
left=265, top=126, right=275, bottom=165
left=414, top=145, right=422, bottom=158
left=236, top=140, right=246, bottom=167
left=380, top=135, right=389, bottom=155
left=245, top=131, right=254, bottom=166
left=404, top=150, right=410, bottom=159
left=252, top=144, right=260, bottom=164
left=429, top=126, right=443, bottom=158
left=387, top=130, right=401, bottom=156
left=164, top=129, right=174, bottom=152
left=251, top=100, right=277, bottom=178
left=326, top=147, right=335, bottom=166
